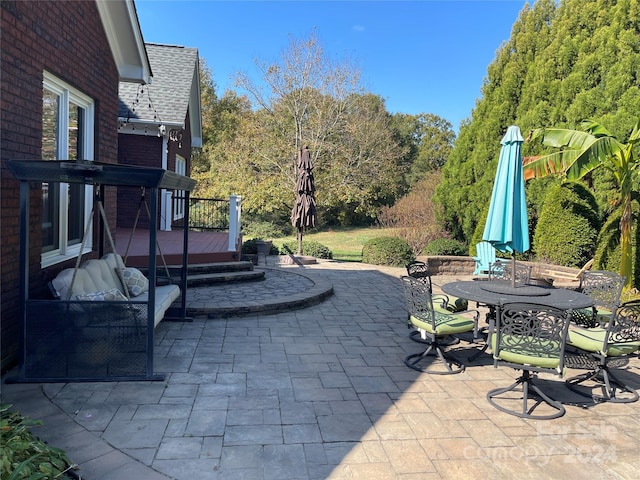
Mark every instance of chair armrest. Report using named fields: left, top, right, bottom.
left=454, top=308, right=481, bottom=341
left=433, top=294, right=450, bottom=310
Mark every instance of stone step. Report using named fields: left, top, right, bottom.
left=157, top=269, right=265, bottom=288
left=161, top=261, right=255, bottom=275
left=185, top=269, right=265, bottom=287
left=144, top=261, right=262, bottom=288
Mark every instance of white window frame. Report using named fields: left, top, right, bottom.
left=173, top=155, right=186, bottom=221
left=41, top=71, right=95, bottom=268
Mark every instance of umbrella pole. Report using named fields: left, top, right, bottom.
left=511, top=253, right=516, bottom=289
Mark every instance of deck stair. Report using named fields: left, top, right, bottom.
left=148, top=261, right=265, bottom=288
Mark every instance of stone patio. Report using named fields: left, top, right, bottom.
left=2, top=260, right=639, bottom=479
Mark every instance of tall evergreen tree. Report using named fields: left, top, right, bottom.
left=436, top=0, right=640, bottom=263
left=436, top=0, right=555, bottom=243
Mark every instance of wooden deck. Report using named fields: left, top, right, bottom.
left=115, top=228, right=240, bottom=267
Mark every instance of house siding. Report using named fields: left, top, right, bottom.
left=117, top=109, right=194, bottom=230
left=172, top=107, right=194, bottom=173
left=0, top=0, right=121, bottom=373
left=117, top=134, right=163, bottom=229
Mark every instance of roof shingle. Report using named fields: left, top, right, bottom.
left=119, top=43, right=198, bottom=126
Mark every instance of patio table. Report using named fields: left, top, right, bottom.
left=442, top=279, right=599, bottom=368
left=441, top=280, right=594, bottom=310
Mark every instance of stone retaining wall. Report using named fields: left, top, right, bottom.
left=418, top=255, right=583, bottom=289
left=417, top=256, right=476, bottom=276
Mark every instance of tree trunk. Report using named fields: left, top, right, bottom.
left=620, top=193, right=633, bottom=288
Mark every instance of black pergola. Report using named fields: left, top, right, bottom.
left=7, top=160, right=196, bottom=382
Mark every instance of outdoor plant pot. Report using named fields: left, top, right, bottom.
left=255, top=240, right=272, bottom=256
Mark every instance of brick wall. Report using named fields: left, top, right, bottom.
left=117, top=134, right=163, bottom=229
left=117, top=109, right=194, bottom=230
left=0, top=1, right=120, bottom=373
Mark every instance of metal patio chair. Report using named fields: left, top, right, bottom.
left=565, top=299, right=640, bottom=404
left=571, top=270, right=625, bottom=328
left=488, top=259, right=532, bottom=286
left=400, top=275, right=479, bottom=374
left=487, top=302, right=572, bottom=419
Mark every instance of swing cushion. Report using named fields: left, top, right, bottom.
left=121, top=267, right=149, bottom=297
left=51, top=268, right=102, bottom=300
left=50, top=253, right=180, bottom=328
left=75, top=288, right=128, bottom=302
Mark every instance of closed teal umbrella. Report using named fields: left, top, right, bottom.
left=482, top=125, right=530, bottom=287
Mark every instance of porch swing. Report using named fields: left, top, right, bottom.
left=6, top=159, right=196, bottom=382
left=122, top=186, right=175, bottom=288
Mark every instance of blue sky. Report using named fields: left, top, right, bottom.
left=136, top=0, right=529, bottom=131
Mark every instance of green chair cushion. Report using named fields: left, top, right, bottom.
left=572, top=307, right=613, bottom=327
left=595, top=309, right=613, bottom=325
left=491, top=335, right=561, bottom=369
left=567, top=327, right=640, bottom=357
left=409, top=311, right=475, bottom=336
left=446, top=297, right=469, bottom=313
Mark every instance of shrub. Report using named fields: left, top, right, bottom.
left=377, top=172, right=447, bottom=255
left=242, top=220, right=286, bottom=239
left=362, top=237, right=414, bottom=267
left=423, top=238, right=467, bottom=256
left=281, top=240, right=333, bottom=259
left=0, top=404, right=75, bottom=479
left=533, top=182, right=600, bottom=267
left=241, top=238, right=280, bottom=255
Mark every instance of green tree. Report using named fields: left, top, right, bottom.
left=223, top=32, right=407, bottom=227
left=436, top=0, right=640, bottom=251
left=436, top=0, right=555, bottom=242
left=191, top=57, right=217, bottom=174
left=525, top=119, right=640, bottom=287
left=391, top=113, right=455, bottom=187
left=532, top=182, right=600, bottom=267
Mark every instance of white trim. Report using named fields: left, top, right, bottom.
left=41, top=72, right=94, bottom=267
left=189, top=58, right=203, bottom=148
left=173, top=155, right=186, bottom=222
left=95, top=0, right=152, bottom=84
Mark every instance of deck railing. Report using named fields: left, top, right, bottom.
left=187, top=197, right=229, bottom=231
left=173, top=194, right=242, bottom=252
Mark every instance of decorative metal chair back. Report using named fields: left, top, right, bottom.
left=607, top=300, right=640, bottom=353
left=488, top=260, right=532, bottom=286
left=565, top=298, right=640, bottom=403
left=579, top=270, right=625, bottom=312
left=572, top=270, right=625, bottom=328
left=493, top=302, right=571, bottom=372
left=400, top=275, right=478, bottom=374
left=400, top=275, right=436, bottom=330
left=488, top=302, right=572, bottom=419
left=405, top=260, right=433, bottom=289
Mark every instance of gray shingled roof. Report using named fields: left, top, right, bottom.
left=119, top=43, right=198, bottom=125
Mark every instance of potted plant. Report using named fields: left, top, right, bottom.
left=254, top=239, right=273, bottom=256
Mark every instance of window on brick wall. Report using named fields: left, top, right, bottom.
left=41, top=72, right=94, bottom=267
left=173, top=155, right=186, bottom=221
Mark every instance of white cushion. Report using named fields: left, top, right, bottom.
left=75, top=287, right=128, bottom=301
left=82, top=259, right=123, bottom=294
left=135, top=284, right=181, bottom=327
left=51, top=257, right=179, bottom=328
left=101, top=253, right=129, bottom=296
left=51, top=268, right=99, bottom=300
left=122, top=267, right=149, bottom=297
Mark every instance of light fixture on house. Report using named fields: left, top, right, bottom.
left=169, top=129, right=183, bottom=148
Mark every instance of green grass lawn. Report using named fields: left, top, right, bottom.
left=273, top=226, right=398, bottom=262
